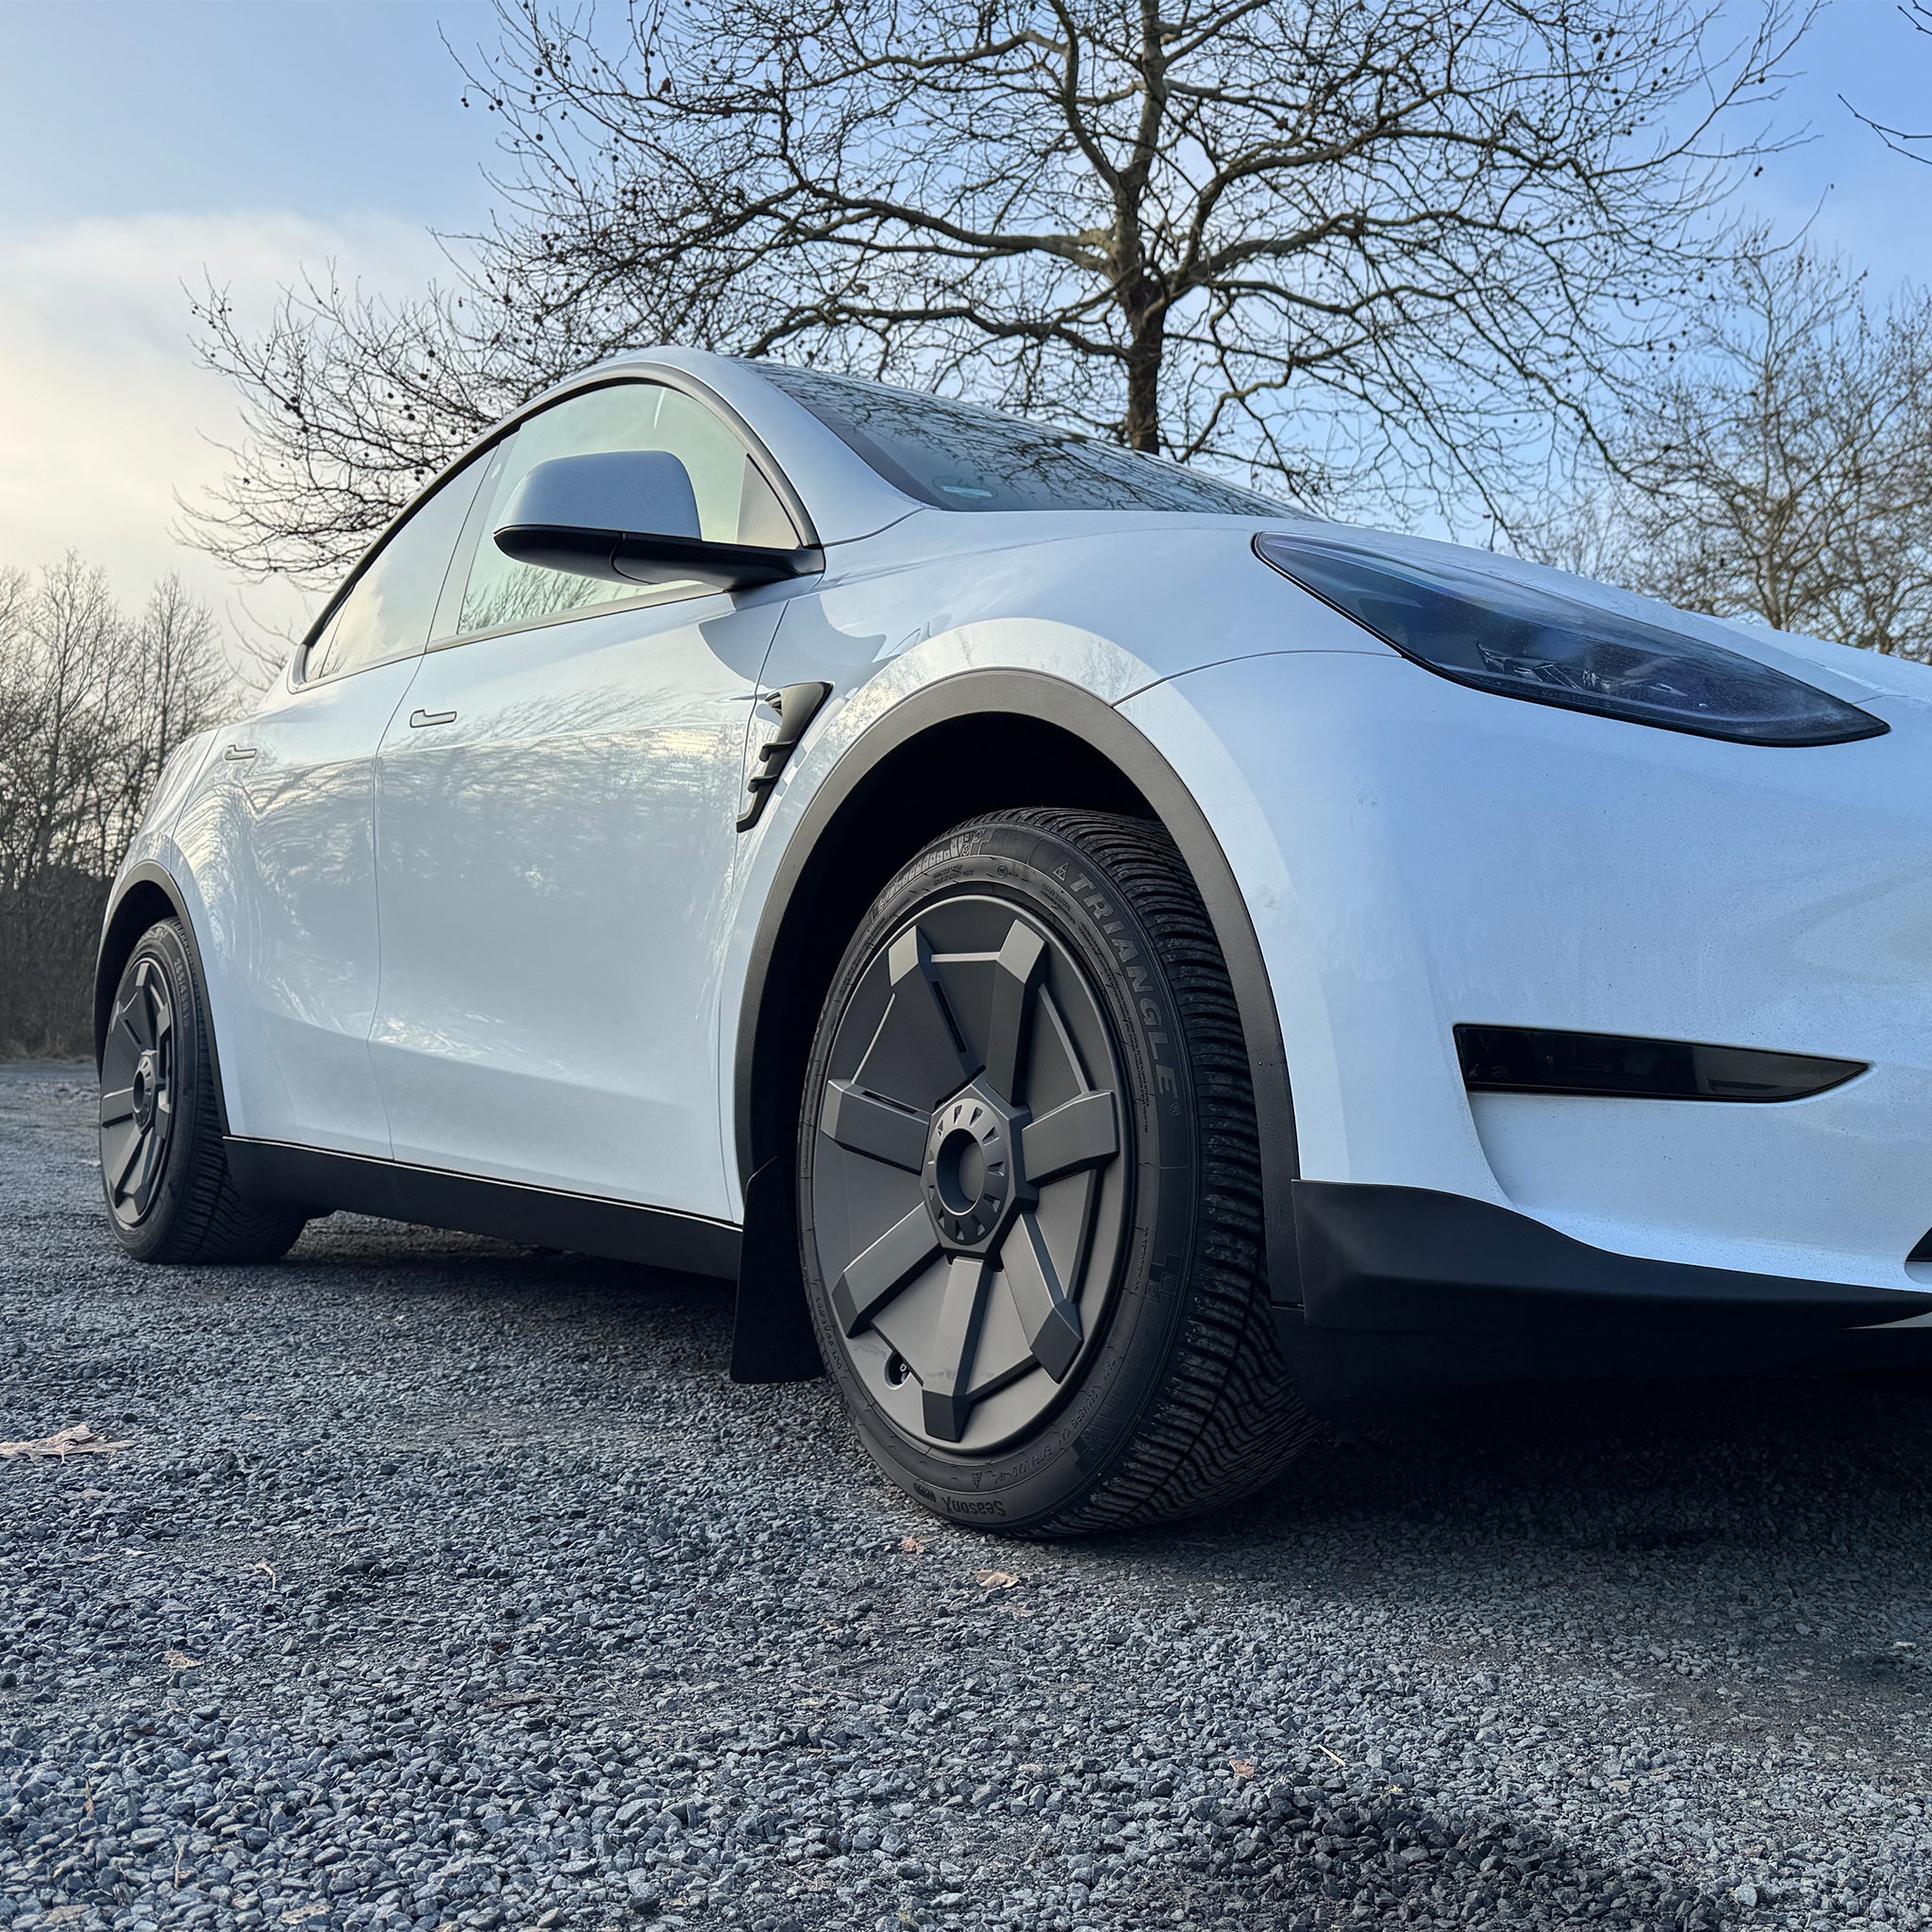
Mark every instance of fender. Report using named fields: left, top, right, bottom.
left=729, top=667, right=1301, bottom=1378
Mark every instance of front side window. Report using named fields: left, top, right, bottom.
left=754, top=363, right=1288, bottom=516
left=456, top=381, right=798, bottom=635
left=304, top=453, right=487, bottom=681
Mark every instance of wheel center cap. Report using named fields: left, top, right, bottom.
left=132, top=1053, right=157, bottom=1130
left=923, top=1082, right=1027, bottom=1251
left=934, top=1127, right=988, bottom=1215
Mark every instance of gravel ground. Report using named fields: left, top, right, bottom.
left=6, top=1059, right=1932, bottom=1932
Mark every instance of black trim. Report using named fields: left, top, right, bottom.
left=737, top=681, right=833, bottom=831
left=1292, top=1180, right=1932, bottom=1334
left=1281, top=1180, right=1932, bottom=1407
left=1277, top=1312, right=1932, bottom=1409
left=225, top=1139, right=742, bottom=1281
left=733, top=668, right=1300, bottom=1303
left=729, top=1158, right=824, bottom=1381
left=1456, top=1024, right=1866, bottom=1103
left=493, top=523, right=824, bottom=592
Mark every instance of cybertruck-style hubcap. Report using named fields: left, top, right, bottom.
left=809, top=895, right=1130, bottom=1453
left=100, top=955, right=177, bottom=1227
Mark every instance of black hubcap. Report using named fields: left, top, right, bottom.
left=100, top=956, right=176, bottom=1226
left=810, top=895, right=1129, bottom=1452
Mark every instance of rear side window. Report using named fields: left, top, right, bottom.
left=455, top=381, right=797, bottom=636
left=305, top=454, right=487, bottom=681
left=753, top=363, right=1287, bottom=515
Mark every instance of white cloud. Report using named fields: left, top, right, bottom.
left=0, top=208, right=449, bottom=670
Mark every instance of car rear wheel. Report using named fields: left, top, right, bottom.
left=797, top=808, right=1316, bottom=1535
left=100, top=919, right=308, bottom=1264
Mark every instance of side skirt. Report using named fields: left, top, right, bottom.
left=224, top=1139, right=742, bottom=1281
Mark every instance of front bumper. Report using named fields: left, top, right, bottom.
left=1121, top=647, right=1932, bottom=1352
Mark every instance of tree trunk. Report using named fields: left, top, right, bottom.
left=1122, top=303, right=1166, bottom=454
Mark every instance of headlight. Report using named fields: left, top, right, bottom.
left=1254, top=532, right=1886, bottom=747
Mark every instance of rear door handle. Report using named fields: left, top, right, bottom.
left=223, top=744, right=258, bottom=761
left=409, top=708, right=458, bottom=729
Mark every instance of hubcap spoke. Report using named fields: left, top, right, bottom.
left=820, top=1078, right=930, bottom=1173
left=1001, top=1211, right=1083, bottom=1381
left=983, top=920, right=1047, bottom=1106
left=832, top=1206, right=942, bottom=1337
left=129, top=1135, right=161, bottom=1214
left=130, top=965, right=160, bottom=1047
left=920, top=1256, right=994, bottom=1442
left=1020, top=1091, right=1119, bottom=1185
left=854, top=927, right=979, bottom=1109
left=108, top=1121, right=146, bottom=1195
left=99, top=1086, right=136, bottom=1128
left=112, top=1002, right=145, bottom=1060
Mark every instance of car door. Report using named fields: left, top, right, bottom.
left=196, top=452, right=486, bottom=1156
left=369, top=378, right=799, bottom=1219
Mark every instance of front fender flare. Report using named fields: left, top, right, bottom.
left=729, top=667, right=1300, bottom=1378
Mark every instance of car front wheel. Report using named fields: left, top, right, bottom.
left=797, top=808, right=1315, bottom=1535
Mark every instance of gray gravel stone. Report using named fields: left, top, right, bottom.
left=5, top=1058, right=1932, bottom=1929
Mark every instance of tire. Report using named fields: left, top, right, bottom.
left=99, top=918, right=308, bottom=1264
left=797, top=808, right=1317, bottom=1535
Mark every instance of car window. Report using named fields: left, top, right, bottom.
left=752, top=362, right=1289, bottom=515
left=456, top=380, right=797, bottom=636
left=305, top=453, right=487, bottom=681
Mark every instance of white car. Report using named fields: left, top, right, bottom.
left=95, top=349, right=1932, bottom=1534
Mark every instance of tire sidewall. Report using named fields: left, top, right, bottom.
left=105, top=920, right=213, bottom=1263
left=798, top=815, right=1202, bottom=1531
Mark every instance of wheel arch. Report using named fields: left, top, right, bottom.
left=729, top=667, right=1299, bottom=1381
left=94, top=863, right=232, bottom=1134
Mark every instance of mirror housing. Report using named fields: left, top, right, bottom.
left=492, top=451, right=823, bottom=591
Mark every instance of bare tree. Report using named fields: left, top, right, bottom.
left=0, top=560, right=227, bottom=1055
left=1846, top=0, right=1932, bottom=160
left=116, top=575, right=230, bottom=858
left=1532, top=235, right=1932, bottom=658
left=189, top=0, right=1806, bottom=586
left=1, top=557, right=123, bottom=899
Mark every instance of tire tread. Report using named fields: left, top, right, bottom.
left=959, top=809, right=1318, bottom=1536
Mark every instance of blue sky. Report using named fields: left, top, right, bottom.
left=1, top=0, right=1929, bottom=649
left=0, top=1, right=498, bottom=233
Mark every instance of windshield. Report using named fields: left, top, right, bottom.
left=752, top=363, right=1288, bottom=516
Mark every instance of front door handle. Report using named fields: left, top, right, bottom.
left=409, top=708, right=458, bottom=729
left=223, top=744, right=258, bottom=761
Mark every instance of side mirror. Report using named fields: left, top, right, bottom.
left=491, top=451, right=823, bottom=592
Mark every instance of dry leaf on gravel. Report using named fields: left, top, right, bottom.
left=162, top=1650, right=200, bottom=1672
left=896, top=1537, right=927, bottom=1554
left=0, top=1423, right=131, bottom=1460
left=976, top=1569, right=1020, bottom=1590
left=281, top=1907, right=329, bottom=1925
left=1231, top=1758, right=1257, bottom=1778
